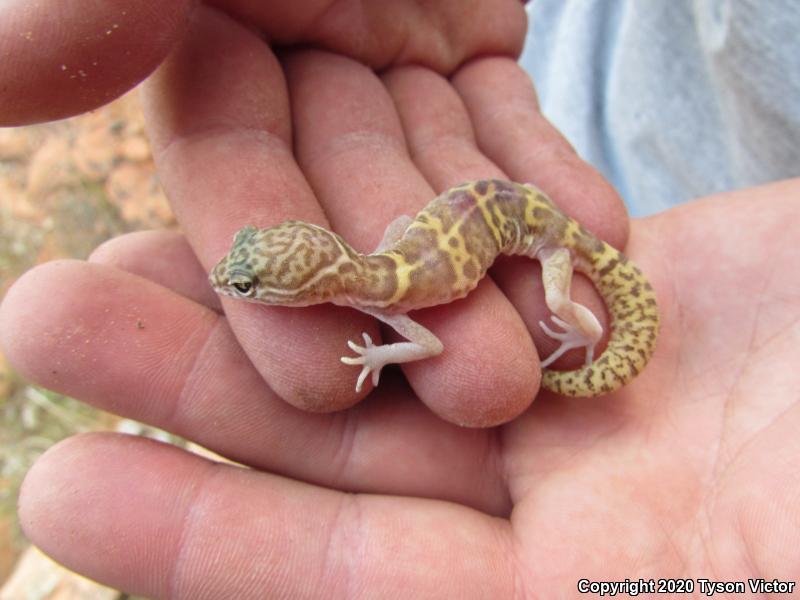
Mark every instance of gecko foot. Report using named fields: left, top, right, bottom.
left=340, top=332, right=386, bottom=393
left=539, top=315, right=598, bottom=368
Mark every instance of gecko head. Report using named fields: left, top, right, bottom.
left=209, top=222, right=349, bottom=306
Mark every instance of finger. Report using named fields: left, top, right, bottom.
left=453, top=57, right=629, bottom=248
left=385, top=63, right=609, bottom=370
left=285, top=49, right=538, bottom=426
left=20, top=434, right=516, bottom=599
left=0, top=0, right=193, bottom=125
left=0, top=260, right=510, bottom=514
left=209, top=0, right=526, bottom=71
left=383, top=66, right=508, bottom=190
left=89, top=229, right=222, bottom=312
left=141, top=6, right=376, bottom=410
left=0, top=0, right=526, bottom=126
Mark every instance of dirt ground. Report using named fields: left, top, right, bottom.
left=0, top=89, right=175, bottom=595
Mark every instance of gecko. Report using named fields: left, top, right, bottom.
left=209, top=180, right=659, bottom=397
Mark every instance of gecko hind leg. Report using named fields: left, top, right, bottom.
left=536, top=247, right=603, bottom=368
left=341, top=308, right=443, bottom=392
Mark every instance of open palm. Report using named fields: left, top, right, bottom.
left=2, top=4, right=799, bottom=598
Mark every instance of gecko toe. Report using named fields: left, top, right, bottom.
left=355, top=365, right=371, bottom=393
left=346, top=340, right=363, bottom=354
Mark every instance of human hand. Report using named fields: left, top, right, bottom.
left=3, top=179, right=798, bottom=596
left=2, top=3, right=628, bottom=422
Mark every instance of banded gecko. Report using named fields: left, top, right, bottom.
left=209, top=180, right=659, bottom=397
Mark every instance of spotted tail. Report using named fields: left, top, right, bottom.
left=540, top=241, right=659, bottom=396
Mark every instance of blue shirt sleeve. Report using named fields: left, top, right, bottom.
left=519, top=0, right=800, bottom=216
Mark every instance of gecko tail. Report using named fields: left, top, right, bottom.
left=540, top=241, right=659, bottom=397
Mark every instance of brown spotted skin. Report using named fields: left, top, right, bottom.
left=209, top=180, right=659, bottom=397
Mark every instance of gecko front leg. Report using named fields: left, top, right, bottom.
left=374, top=214, right=413, bottom=252
left=341, top=307, right=443, bottom=392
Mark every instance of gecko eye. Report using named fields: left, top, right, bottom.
left=230, top=279, right=256, bottom=297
